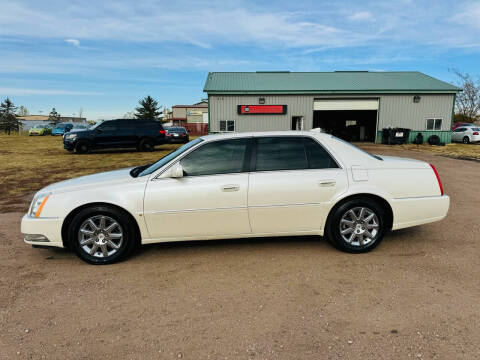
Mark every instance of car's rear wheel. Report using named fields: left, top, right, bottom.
left=463, top=136, right=470, bottom=144
left=68, top=205, right=137, bottom=265
left=138, top=138, right=155, bottom=152
left=326, top=198, right=387, bottom=253
left=75, top=140, right=91, bottom=154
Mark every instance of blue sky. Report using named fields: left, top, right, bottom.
left=1, top=0, right=480, bottom=120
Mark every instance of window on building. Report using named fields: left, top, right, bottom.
left=180, top=138, right=247, bottom=176
left=219, top=120, right=235, bottom=132
left=426, top=118, right=442, bottom=130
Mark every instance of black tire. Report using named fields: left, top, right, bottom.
left=325, top=198, right=387, bottom=253
left=138, top=138, right=155, bottom=152
left=463, top=136, right=470, bottom=144
left=75, top=140, right=91, bottom=154
left=428, top=135, right=440, bottom=146
left=68, top=205, right=137, bottom=265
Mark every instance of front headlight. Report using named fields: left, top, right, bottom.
left=65, top=133, right=77, bottom=140
left=30, top=192, right=51, bottom=217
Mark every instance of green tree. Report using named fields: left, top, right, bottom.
left=48, top=107, right=61, bottom=126
left=0, top=98, right=21, bottom=135
left=135, top=96, right=162, bottom=120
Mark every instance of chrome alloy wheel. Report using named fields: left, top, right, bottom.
left=339, top=207, right=380, bottom=247
left=78, top=215, right=123, bottom=258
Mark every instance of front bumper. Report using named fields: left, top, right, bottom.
left=63, top=138, right=76, bottom=150
left=391, top=195, right=450, bottom=230
left=21, top=214, right=64, bottom=248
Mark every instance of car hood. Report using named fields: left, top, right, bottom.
left=41, top=167, right=136, bottom=194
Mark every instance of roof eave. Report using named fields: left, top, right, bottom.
left=204, top=89, right=461, bottom=94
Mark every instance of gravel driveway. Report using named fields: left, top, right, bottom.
left=1, top=146, right=479, bottom=359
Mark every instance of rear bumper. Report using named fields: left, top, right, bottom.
left=21, top=214, right=64, bottom=248
left=391, top=195, right=450, bottom=230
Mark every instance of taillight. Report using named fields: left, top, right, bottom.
left=473, top=132, right=479, bottom=135
left=159, top=129, right=166, bottom=135
left=430, top=164, right=444, bottom=195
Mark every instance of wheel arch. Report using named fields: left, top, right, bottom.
left=61, top=202, right=142, bottom=249
left=325, top=193, right=394, bottom=232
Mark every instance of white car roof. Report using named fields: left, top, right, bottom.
left=201, top=130, right=332, bottom=142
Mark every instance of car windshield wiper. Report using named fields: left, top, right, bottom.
left=130, top=164, right=152, bottom=178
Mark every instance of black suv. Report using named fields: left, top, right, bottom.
left=63, top=119, right=166, bottom=153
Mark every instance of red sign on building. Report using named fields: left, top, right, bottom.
left=237, top=105, right=287, bottom=115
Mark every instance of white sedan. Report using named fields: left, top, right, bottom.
left=22, top=131, right=449, bottom=264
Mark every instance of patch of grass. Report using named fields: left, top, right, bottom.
left=0, top=133, right=186, bottom=212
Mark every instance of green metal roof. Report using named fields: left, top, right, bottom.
left=203, top=71, right=461, bottom=94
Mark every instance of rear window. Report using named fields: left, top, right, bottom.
left=472, top=128, right=480, bottom=131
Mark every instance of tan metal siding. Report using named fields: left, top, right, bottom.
left=377, top=94, right=454, bottom=131
left=209, top=94, right=454, bottom=133
left=209, top=95, right=313, bottom=132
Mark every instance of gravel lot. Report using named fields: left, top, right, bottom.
left=1, top=146, right=479, bottom=359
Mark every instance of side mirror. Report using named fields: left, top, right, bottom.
left=161, top=162, right=184, bottom=178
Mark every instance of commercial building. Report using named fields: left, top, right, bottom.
left=17, top=115, right=87, bottom=130
left=170, top=101, right=208, bottom=134
left=203, top=71, right=461, bottom=143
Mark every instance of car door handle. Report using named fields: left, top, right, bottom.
left=221, top=184, right=240, bottom=192
left=319, top=180, right=336, bottom=187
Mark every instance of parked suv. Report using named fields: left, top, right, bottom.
left=63, top=118, right=166, bottom=153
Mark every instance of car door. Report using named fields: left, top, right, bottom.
left=93, top=120, right=118, bottom=147
left=247, top=136, right=348, bottom=234
left=117, top=120, right=139, bottom=147
left=452, top=127, right=463, bottom=141
left=143, top=137, right=252, bottom=239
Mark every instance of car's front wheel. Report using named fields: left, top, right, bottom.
left=75, top=140, right=91, bottom=154
left=326, top=198, right=387, bottom=253
left=68, top=205, right=137, bottom=264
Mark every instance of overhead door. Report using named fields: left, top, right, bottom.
left=314, top=99, right=379, bottom=111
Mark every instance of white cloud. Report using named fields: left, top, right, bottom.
left=348, top=11, right=373, bottom=21
left=65, top=38, right=80, bottom=47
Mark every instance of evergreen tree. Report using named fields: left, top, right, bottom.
left=0, top=98, right=21, bottom=135
left=134, top=96, right=162, bottom=120
left=48, top=107, right=61, bottom=126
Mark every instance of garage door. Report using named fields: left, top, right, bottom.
left=314, top=99, right=379, bottom=111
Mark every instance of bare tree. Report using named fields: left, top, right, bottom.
left=452, top=70, right=480, bottom=122
left=123, top=111, right=135, bottom=119
left=18, top=106, right=29, bottom=116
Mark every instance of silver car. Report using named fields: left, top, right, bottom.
left=451, top=127, right=480, bottom=144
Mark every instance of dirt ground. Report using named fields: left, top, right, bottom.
left=0, top=146, right=479, bottom=359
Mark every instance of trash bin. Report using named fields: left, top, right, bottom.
left=381, top=128, right=411, bottom=145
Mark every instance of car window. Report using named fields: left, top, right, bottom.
left=472, top=128, right=480, bottom=131
left=181, top=138, right=248, bottom=176
left=98, top=121, right=117, bottom=131
left=455, top=128, right=466, bottom=132
left=304, top=138, right=339, bottom=169
left=255, top=137, right=307, bottom=171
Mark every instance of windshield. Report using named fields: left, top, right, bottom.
left=89, top=121, right=104, bottom=130
left=137, top=138, right=203, bottom=177
left=55, top=123, right=69, bottom=129
left=34, top=125, right=46, bottom=129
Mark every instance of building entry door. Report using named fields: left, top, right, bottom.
left=291, top=116, right=304, bottom=130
